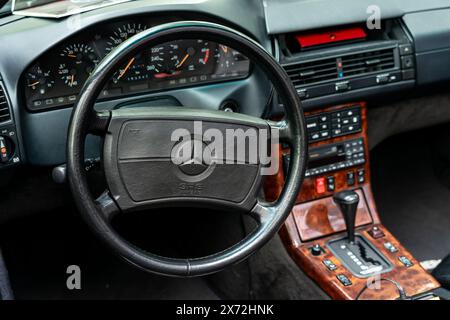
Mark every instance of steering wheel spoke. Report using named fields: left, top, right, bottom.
left=268, top=119, right=293, bottom=144
left=248, top=200, right=278, bottom=226
left=95, top=190, right=121, bottom=222
left=88, top=111, right=111, bottom=136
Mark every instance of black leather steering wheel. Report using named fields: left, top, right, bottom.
left=67, top=21, right=307, bottom=277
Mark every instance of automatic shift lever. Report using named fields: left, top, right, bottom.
left=333, top=190, right=359, bottom=243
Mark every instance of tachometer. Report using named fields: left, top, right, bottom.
left=149, top=40, right=213, bottom=79
left=58, top=44, right=100, bottom=88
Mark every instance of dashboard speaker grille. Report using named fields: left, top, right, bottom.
left=0, top=84, right=11, bottom=124
left=283, top=48, right=396, bottom=89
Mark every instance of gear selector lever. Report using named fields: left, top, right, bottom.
left=329, top=190, right=393, bottom=277
left=333, top=190, right=359, bottom=243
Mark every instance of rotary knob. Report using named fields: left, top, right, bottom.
left=0, top=136, right=13, bottom=163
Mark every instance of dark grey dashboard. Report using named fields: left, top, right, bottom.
left=1, top=0, right=450, bottom=169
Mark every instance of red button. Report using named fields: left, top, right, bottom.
left=316, top=177, right=326, bottom=194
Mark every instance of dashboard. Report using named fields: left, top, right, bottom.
left=1, top=0, right=450, bottom=170
left=24, top=18, right=250, bottom=111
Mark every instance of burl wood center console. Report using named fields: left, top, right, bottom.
left=265, top=102, right=440, bottom=300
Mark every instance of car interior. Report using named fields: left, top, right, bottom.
left=0, top=0, right=450, bottom=301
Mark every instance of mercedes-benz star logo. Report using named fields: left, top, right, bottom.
left=172, top=137, right=215, bottom=182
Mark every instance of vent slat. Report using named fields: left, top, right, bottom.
left=342, top=49, right=395, bottom=76
left=284, top=48, right=396, bottom=88
left=0, top=85, right=11, bottom=123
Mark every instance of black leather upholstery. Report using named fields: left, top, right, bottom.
left=433, top=255, right=450, bottom=290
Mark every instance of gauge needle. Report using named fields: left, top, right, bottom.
left=176, top=54, right=190, bottom=69
left=28, top=81, right=40, bottom=87
left=118, top=57, right=135, bottom=80
left=220, top=45, right=228, bottom=54
left=68, top=54, right=77, bottom=58
left=70, top=74, right=75, bottom=87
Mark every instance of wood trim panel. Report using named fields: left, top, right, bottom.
left=289, top=225, right=440, bottom=300
left=292, top=188, right=373, bottom=241
left=268, top=102, right=440, bottom=300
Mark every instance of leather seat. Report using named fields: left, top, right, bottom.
left=433, top=255, right=450, bottom=290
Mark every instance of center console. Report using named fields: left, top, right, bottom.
left=265, top=102, right=441, bottom=300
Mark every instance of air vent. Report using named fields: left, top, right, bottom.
left=283, top=48, right=396, bottom=89
left=341, top=49, right=395, bottom=77
left=0, top=84, right=11, bottom=123
left=284, top=57, right=338, bottom=86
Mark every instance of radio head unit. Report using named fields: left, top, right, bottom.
left=283, top=138, right=365, bottom=177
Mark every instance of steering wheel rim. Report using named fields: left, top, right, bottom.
left=67, top=21, right=307, bottom=277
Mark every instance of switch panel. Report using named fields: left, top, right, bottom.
left=0, top=125, right=20, bottom=168
left=305, top=105, right=362, bottom=143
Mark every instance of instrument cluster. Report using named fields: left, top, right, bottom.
left=24, top=19, right=250, bottom=111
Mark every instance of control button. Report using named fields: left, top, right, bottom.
left=384, top=242, right=399, bottom=253
left=399, top=256, right=414, bottom=268
left=399, top=44, right=414, bottom=56
left=376, top=73, right=390, bottom=84
left=344, top=109, right=358, bottom=117
left=56, top=96, right=66, bottom=104
left=310, top=244, right=325, bottom=256
left=332, top=129, right=342, bottom=136
left=347, top=171, right=355, bottom=186
left=298, top=89, right=308, bottom=99
left=319, top=123, right=328, bottom=130
left=309, top=132, right=320, bottom=142
left=336, top=274, right=352, bottom=286
left=331, top=118, right=341, bottom=125
left=32, top=100, right=43, bottom=108
left=319, top=115, right=329, bottom=122
left=357, top=169, right=365, bottom=183
left=316, top=177, right=326, bottom=194
left=320, top=130, right=330, bottom=139
left=368, top=226, right=385, bottom=239
left=327, top=176, right=335, bottom=192
left=0, top=136, right=11, bottom=163
left=44, top=98, right=54, bottom=106
left=335, top=81, right=350, bottom=92
left=306, top=117, right=319, bottom=131
left=401, top=55, right=415, bottom=69
left=323, top=260, right=337, bottom=271
left=342, top=118, right=351, bottom=125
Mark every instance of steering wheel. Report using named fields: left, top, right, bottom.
left=67, top=21, right=307, bottom=277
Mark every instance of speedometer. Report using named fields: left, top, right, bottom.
left=105, top=23, right=148, bottom=83
left=104, top=23, right=148, bottom=54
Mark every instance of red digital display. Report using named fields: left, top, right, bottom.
left=295, top=27, right=367, bottom=49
